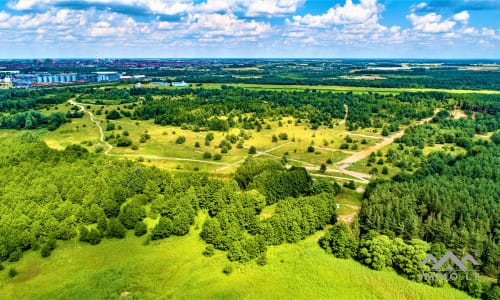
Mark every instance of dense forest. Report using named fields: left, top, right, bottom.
left=0, top=136, right=339, bottom=270
left=323, top=105, right=499, bottom=299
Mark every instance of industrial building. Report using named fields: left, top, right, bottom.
left=3, top=71, right=121, bottom=88
left=94, top=72, right=120, bottom=82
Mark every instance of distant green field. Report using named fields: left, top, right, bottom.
left=201, top=83, right=500, bottom=94
left=0, top=213, right=472, bottom=300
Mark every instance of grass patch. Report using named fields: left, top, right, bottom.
left=0, top=220, right=472, bottom=300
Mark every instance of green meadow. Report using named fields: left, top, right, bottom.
left=0, top=212, right=472, bottom=300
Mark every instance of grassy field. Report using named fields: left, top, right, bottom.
left=200, top=83, right=500, bottom=94
left=28, top=104, right=379, bottom=177
left=0, top=212, right=472, bottom=300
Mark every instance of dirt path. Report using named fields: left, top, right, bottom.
left=215, top=142, right=292, bottom=172
left=309, top=173, right=368, bottom=184
left=339, top=104, right=348, bottom=125
left=336, top=204, right=361, bottom=224
left=336, top=113, right=436, bottom=169
left=70, top=99, right=231, bottom=166
left=344, top=132, right=384, bottom=140
left=70, top=99, right=113, bottom=154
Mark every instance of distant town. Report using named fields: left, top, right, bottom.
left=1, top=58, right=499, bottom=90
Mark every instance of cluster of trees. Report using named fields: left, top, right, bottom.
left=354, top=131, right=499, bottom=299
left=199, top=157, right=340, bottom=262
left=0, top=138, right=341, bottom=269
left=0, top=136, right=169, bottom=262
left=0, top=88, right=73, bottom=113
left=100, top=87, right=437, bottom=131
left=0, top=111, right=67, bottom=130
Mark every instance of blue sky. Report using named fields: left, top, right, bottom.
left=0, top=0, right=499, bottom=58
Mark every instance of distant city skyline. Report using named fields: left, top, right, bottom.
left=1, top=0, right=499, bottom=58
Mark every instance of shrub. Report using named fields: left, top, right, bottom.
left=203, top=152, right=212, bottom=159
left=307, top=145, right=315, bottom=153
left=105, top=123, right=115, bottom=131
left=134, top=221, right=148, bottom=237
left=248, top=146, right=257, bottom=154
left=8, top=268, right=17, bottom=278
left=278, top=132, right=288, bottom=140
left=222, top=265, right=233, bottom=275
left=203, top=245, right=215, bottom=257
left=175, top=136, right=186, bottom=144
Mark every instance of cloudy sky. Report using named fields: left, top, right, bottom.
left=0, top=0, right=499, bottom=58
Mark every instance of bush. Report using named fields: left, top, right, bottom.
left=40, top=238, right=56, bottom=258
left=8, top=268, right=17, bottom=278
left=106, top=218, right=126, bottom=239
left=203, top=152, right=212, bottom=159
left=203, top=245, right=215, bottom=257
left=106, top=110, right=121, bottom=120
left=222, top=265, right=233, bottom=275
left=194, top=141, right=200, bottom=148
left=105, top=123, right=115, bottom=131
left=116, top=137, right=132, bottom=147
left=307, top=145, right=315, bottom=153
left=134, top=221, right=148, bottom=237
left=278, top=133, right=288, bottom=140
left=248, top=146, right=257, bottom=154
left=87, top=229, right=102, bottom=245
left=213, top=154, right=222, bottom=161
left=256, top=253, right=267, bottom=266
left=175, top=136, right=186, bottom=144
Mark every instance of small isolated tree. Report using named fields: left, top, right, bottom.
left=213, top=154, right=222, bottom=161
left=248, top=146, right=257, bottom=154
left=105, top=122, right=115, bottom=131
left=278, top=132, right=288, bottom=140
left=381, top=166, right=389, bottom=175
left=307, top=145, right=315, bottom=153
left=320, top=163, right=327, bottom=173
left=175, top=136, right=186, bottom=144
left=272, top=135, right=278, bottom=143
left=8, top=268, right=17, bottom=278
left=203, top=152, right=212, bottom=159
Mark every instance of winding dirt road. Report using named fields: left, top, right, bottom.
left=69, top=99, right=231, bottom=166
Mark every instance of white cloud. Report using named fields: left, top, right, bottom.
left=244, top=0, right=305, bottom=17
left=292, top=0, right=384, bottom=27
left=8, top=0, right=194, bottom=15
left=453, top=11, right=469, bottom=24
left=407, top=12, right=456, bottom=33
left=8, top=0, right=305, bottom=17
left=187, top=13, right=272, bottom=38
